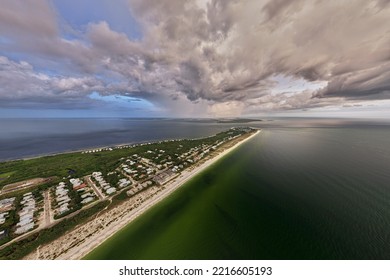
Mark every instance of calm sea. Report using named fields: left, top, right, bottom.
left=1, top=118, right=387, bottom=162
left=0, top=118, right=238, bottom=161
left=85, top=120, right=390, bottom=259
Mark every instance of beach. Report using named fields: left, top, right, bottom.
left=23, top=130, right=260, bottom=260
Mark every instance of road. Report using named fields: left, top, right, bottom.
left=43, top=190, right=52, bottom=226
left=85, top=176, right=104, bottom=200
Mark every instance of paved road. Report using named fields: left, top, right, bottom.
left=85, top=176, right=104, bottom=200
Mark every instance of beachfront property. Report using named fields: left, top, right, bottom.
left=15, top=192, right=36, bottom=235
left=82, top=147, right=113, bottom=154
left=153, top=170, right=177, bottom=185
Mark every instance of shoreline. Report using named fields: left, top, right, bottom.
left=0, top=130, right=233, bottom=164
left=23, top=129, right=260, bottom=260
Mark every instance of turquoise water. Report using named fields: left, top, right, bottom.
left=86, top=126, right=390, bottom=259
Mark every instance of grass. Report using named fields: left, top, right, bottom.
left=0, top=172, right=14, bottom=180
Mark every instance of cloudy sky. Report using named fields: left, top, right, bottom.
left=0, top=0, right=389, bottom=118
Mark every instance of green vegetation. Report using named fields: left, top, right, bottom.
left=106, top=172, right=124, bottom=188
left=0, top=172, right=14, bottom=180
left=0, top=200, right=109, bottom=260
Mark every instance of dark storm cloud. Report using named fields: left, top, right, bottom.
left=0, top=0, right=389, bottom=115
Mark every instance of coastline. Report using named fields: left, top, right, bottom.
left=0, top=130, right=230, bottom=164
left=23, top=129, right=260, bottom=260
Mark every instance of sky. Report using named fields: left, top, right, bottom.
left=0, top=0, right=389, bottom=118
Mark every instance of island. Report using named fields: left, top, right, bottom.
left=0, top=127, right=259, bottom=260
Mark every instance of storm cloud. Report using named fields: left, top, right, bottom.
left=0, top=0, right=389, bottom=116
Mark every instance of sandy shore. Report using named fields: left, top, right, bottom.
left=24, top=130, right=260, bottom=260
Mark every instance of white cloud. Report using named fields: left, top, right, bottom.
left=0, top=0, right=389, bottom=117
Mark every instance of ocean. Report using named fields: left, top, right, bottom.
left=2, top=118, right=390, bottom=259
left=0, top=118, right=237, bottom=161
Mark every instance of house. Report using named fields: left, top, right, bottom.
left=17, top=218, right=33, bottom=227
left=59, top=202, right=69, bottom=209
left=81, top=192, right=94, bottom=199
left=19, top=212, right=33, bottom=220
left=18, top=209, right=33, bottom=217
left=15, top=223, right=34, bottom=235
left=56, top=195, right=70, bottom=203
left=118, top=179, right=131, bottom=188
left=0, top=197, right=16, bottom=212
left=58, top=204, right=70, bottom=215
left=56, top=189, right=68, bottom=196
left=81, top=197, right=94, bottom=204
left=106, top=187, right=116, bottom=195
left=73, top=183, right=87, bottom=190
left=126, top=190, right=135, bottom=196
left=58, top=198, right=71, bottom=205
left=70, top=178, right=81, bottom=185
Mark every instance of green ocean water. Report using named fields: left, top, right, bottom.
left=86, top=127, right=390, bottom=259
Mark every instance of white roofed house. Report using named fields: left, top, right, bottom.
left=58, top=198, right=71, bottom=206
left=118, top=178, right=131, bottom=188
left=14, top=192, right=37, bottom=235
left=15, top=223, right=34, bottom=235
left=106, top=187, right=116, bottom=195
left=18, top=208, right=33, bottom=217
left=17, top=217, right=33, bottom=227
left=56, top=196, right=71, bottom=203
left=57, top=204, right=69, bottom=215
left=81, top=192, right=94, bottom=199
left=70, top=178, right=82, bottom=186
left=81, top=197, right=94, bottom=204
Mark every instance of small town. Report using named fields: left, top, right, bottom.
left=0, top=127, right=255, bottom=258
